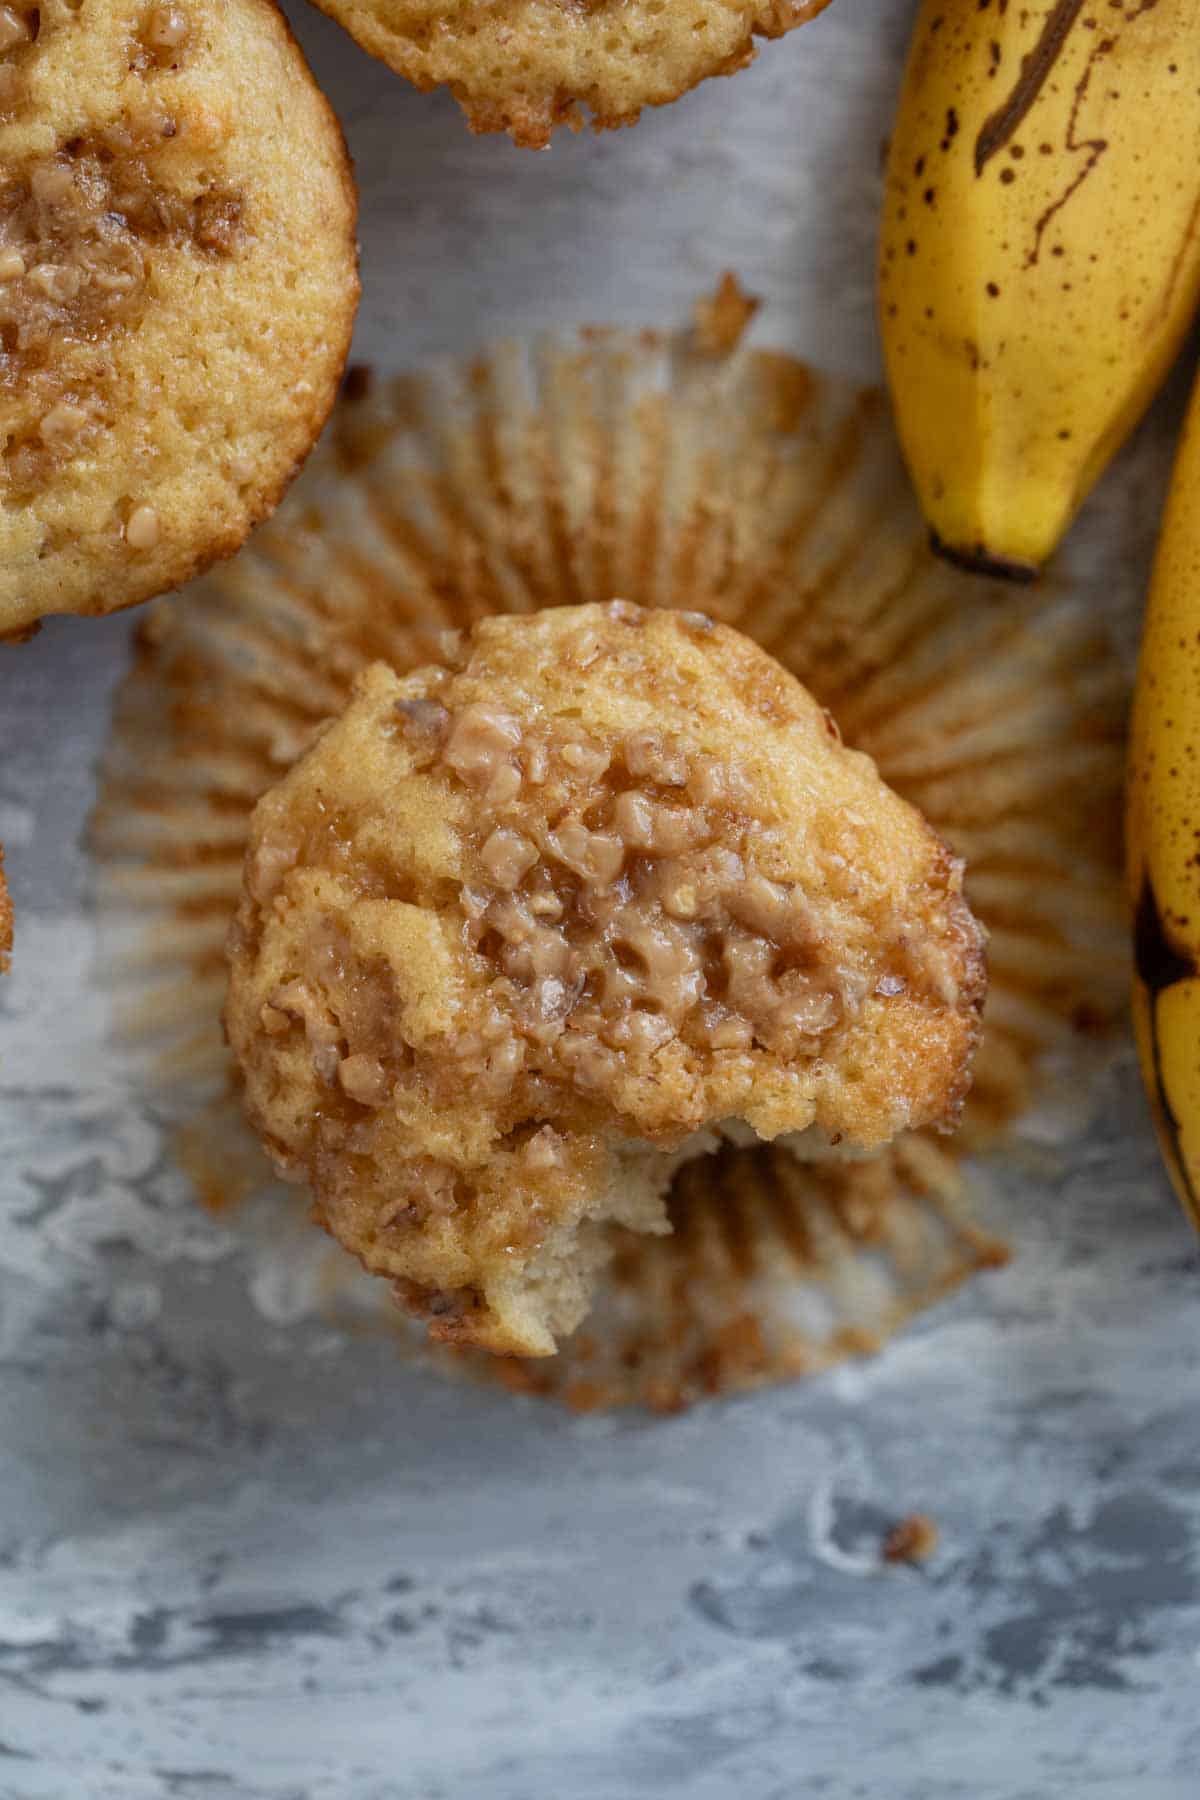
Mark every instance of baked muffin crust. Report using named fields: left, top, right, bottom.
left=312, top=0, right=833, bottom=147
left=225, top=604, right=986, bottom=1355
left=0, top=0, right=359, bottom=634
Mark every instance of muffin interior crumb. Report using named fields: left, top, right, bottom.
left=0, top=128, right=243, bottom=495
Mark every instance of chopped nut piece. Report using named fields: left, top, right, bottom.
left=732, top=873, right=794, bottom=937
left=0, top=6, right=31, bottom=51
left=606, top=1008, right=674, bottom=1055
left=560, top=740, right=611, bottom=780
left=143, top=4, right=190, bottom=49
left=485, top=1035, right=524, bottom=1081
left=705, top=1011, right=754, bottom=1051
left=524, top=1127, right=564, bottom=1171
left=623, top=730, right=687, bottom=786
left=444, top=702, right=522, bottom=784
left=568, top=628, right=600, bottom=668
left=688, top=756, right=752, bottom=806
left=245, top=833, right=298, bottom=903
left=29, top=164, right=74, bottom=205
left=125, top=504, right=161, bottom=550
left=484, top=760, right=522, bottom=808
left=38, top=399, right=90, bottom=446
left=228, top=451, right=258, bottom=485
left=661, top=880, right=698, bottom=919
left=338, top=1052, right=390, bottom=1106
left=396, top=696, right=449, bottom=737
left=546, top=819, right=624, bottom=884
left=612, top=789, right=654, bottom=848
left=523, top=742, right=548, bottom=785
left=480, top=827, right=538, bottom=889
left=30, top=262, right=81, bottom=302
left=612, top=790, right=697, bottom=854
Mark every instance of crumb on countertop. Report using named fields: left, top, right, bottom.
left=883, top=1513, right=939, bottom=1564
left=693, top=272, right=760, bottom=357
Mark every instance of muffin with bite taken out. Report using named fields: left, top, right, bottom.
left=225, top=602, right=987, bottom=1357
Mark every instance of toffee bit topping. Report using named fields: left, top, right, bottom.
left=480, top=827, right=539, bottom=889
left=395, top=696, right=450, bottom=737
left=0, top=5, right=32, bottom=52
left=399, top=654, right=875, bottom=1109
left=338, top=1052, right=390, bottom=1106
left=443, top=702, right=521, bottom=785
left=38, top=397, right=90, bottom=445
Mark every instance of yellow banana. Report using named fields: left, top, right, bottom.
left=1129, top=367, right=1200, bottom=1232
left=879, top=0, right=1200, bottom=579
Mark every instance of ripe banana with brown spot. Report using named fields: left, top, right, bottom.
left=879, top=0, right=1200, bottom=579
left=1129, top=370, right=1200, bottom=1232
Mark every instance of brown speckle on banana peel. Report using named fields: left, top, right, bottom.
left=879, top=0, right=1200, bottom=572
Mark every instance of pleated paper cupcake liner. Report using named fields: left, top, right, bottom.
left=472, top=1137, right=1007, bottom=1413
left=163, top=1097, right=1005, bottom=1414
left=90, top=309, right=1128, bottom=1408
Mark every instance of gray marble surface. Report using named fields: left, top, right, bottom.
left=2, top=2, right=1200, bottom=1794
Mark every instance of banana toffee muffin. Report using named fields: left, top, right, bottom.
left=312, top=0, right=833, bottom=147
left=0, top=0, right=358, bottom=636
left=225, top=603, right=987, bottom=1356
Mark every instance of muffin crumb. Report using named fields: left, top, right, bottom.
left=883, top=1514, right=939, bottom=1565
left=694, top=272, right=760, bottom=356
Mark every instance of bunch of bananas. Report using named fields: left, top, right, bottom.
left=878, top=0, right=1200, bottom=1221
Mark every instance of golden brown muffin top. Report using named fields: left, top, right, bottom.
left=312, top=0, right=832, bottom=148
left=225, top=604, right=986, bottom=1354
left=0, top=0, right=358, bottom=635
